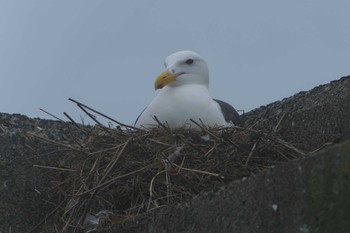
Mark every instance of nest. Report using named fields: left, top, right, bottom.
left=30, top=100, right=305, bottom=233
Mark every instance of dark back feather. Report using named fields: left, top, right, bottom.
left=213, top=99, right=242, bottom=126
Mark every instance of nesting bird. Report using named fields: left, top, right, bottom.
left=135, top=51, right=241, bottom=129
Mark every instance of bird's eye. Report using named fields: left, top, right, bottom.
left=185, top=58, right=194, bottom=65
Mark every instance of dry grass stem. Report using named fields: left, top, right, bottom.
left=33, top=165, right=76, bottom=172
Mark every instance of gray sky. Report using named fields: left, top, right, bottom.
left=1, top=1, right=349, bottom=125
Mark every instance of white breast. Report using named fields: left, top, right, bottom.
left=135, top=84, right=227, bottom=129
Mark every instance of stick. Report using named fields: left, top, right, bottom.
left=272, top=137, right=306, bottom=156
left=190, top=119, right=220, bottom=140
left=244, top=141, right=258, bottom=166
left=33, top=165, right=76, bottom=172
left=76, top=104, right=103, bottom=126
left=63, top=112, right=82, bottom=130
left=274, top=112, right=286, bottom=132
left=68, top=98, right=140, bottom=130
left=152, top=115, right=170, bottom=131
left=172, top=163, right=224, bottom=178
left=27, top=133, right=84, bottom=153
left=39, top=108, right=65, bottom=122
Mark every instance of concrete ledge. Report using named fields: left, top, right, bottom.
left=106, top=140, right=350, bottom=233
left=243, top=76, right=350, bottom=151
left=1, top=76, right=349, bottom=232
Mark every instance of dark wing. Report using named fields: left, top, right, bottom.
left=213, top=99, right=242, bottom=126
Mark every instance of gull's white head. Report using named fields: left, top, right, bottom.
left=154, top=51, right=209, bottom=90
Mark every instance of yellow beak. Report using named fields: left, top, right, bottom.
left=154, top=70, right=178, bottom=90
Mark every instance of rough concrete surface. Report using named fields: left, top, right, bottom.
left=0, top=114, right=82, bottom=232
left=106, top=140, right=350, bottom=233
left=243, top=76, right=350, bottom=151
left=0, top=75, right=349, bottom=232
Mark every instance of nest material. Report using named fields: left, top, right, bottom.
left=31, top=123, right=305, bottom=232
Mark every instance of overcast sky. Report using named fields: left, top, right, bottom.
left=0, top=1, right=349, bottom=125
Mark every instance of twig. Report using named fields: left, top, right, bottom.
left=244, top=141, right=258, bottom=166
left=272, top=137, right=306, bottom=156
left=68, top=98, right=140, bottom=130
left=148, top=170, right=166, bottom=210
left=76, top=104, right=103, bottom=126
left=272, top=147, right=291, bottom=161
left=189, top=118, right=207, bottom=130
left=63, top=112, right=82, bottom=129
left=27, top=133, right=85, bottom=153
left=310, top=141, right=333, bottom=154
left=175, top=155, right=187, bottom=175
left=88, top=145, right=122, bottom=155
left=39, top=108, right=65, bottom=122
left=204, top=146, right=216, bottom=157
left=33, top=165, right=76, bottom=172
left=190, top=119, right=220, bottom=140
left=274, top=112, right=287, bottom=132
left=101, top=138, right=132, bottom=182
left=148, top=138, right=173, bottom=147
left=232, top=125, right=261, bottom=133
left=152, top=115, right=170, bottom=131
left=172, top=163, right=224, bottom=179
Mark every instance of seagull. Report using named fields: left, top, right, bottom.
left=135, top=50, right=241, bottom=129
